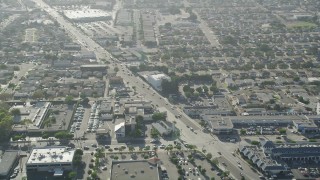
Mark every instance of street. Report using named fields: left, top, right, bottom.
left=30, top=0, right=261, bottom=178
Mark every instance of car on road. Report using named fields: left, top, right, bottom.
left=84, top=146, right=89, bottom=150
left=104, top=145, right=110, bottom=149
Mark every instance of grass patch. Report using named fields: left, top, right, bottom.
left=287, top=21, right=317, bottom=29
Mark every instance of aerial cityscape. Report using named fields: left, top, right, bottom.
left=0, top=0, right=319, bottom=180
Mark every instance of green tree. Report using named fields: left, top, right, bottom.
left=54, top=131, right=73, bottom=140
left=183, top=85, right=191, bottom=92
left=240, top=129, right=246, bottom=135
left=0, top=107, right=13, bottom=142
left=68, top=171, right=76, bottom=179
left=151, top=127, right=160, bottom=138
left=0, top=93, right=11, bottom=101
left=206, top=153, right=212, bottom=160
left=279, top=128, right=286, bottom=134
left=32, top=90, right=45, bottom=99
left=196, top=87, right=203, bottom=93
left=81, top=97, right=89, bottom=105
left=10, top=108, right=21, bottom=116
left=152, top=112, right=166, bottom=121
left=128, top=145, right=134, bottom=152
left=65, top=95, right=74, bottom=104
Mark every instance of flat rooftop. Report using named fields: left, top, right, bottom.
left=27, top=146, right=74, bottom=165
left=111, top=160, right=159, bottom=180
left=0, top=151, right=18, bottom=176
left=203, top=116, right=234, bottom=129
left=63, top=9, right=111, bottom=19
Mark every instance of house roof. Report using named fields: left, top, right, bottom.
left=260, top=141, right=275, bottom=149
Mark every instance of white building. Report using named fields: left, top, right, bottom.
left=114, top=122, right=125, bottom=138
left=147, top=73, right=171, bottom=91
left=26, top=146, right=75, bottom=176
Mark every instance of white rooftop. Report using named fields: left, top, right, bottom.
left=115, top=122, right=125, bottom=132
left=27, top=147, right=75, bottom=165
left=150, top=74, right=170, bottom=81
left=63, top=9, right=111, bottom=19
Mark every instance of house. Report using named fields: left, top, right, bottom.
left=114, top=122, right=125, bottom=138
left=225, top=78, right=235, bottom=87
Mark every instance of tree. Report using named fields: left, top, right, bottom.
left=0, top=107, right=13, bottom=142
left=68, top=171, right=76, bottom=179
left=0, top=93, right=11, bottom=101
left=279, top=128, right=286, bottom=134
left=199, top=120, right=206, bottom=127
left=196, top=87, right=203, bottom=93
left=183, top=85, right=191, bottom=92
left=206, top=153, right=212, bottom=160
left=65, top=95, right=74, bottom=104
left=161, top=79, right=179, bottom=95
left=128, top=146, right=134, bottom=152
left=240, top=129, right=246, bottom=135
left=32, top=90, right=45, bottom=99
left=203, top=85, right=209, bottom=94
left=81, top=97, right=89, bottom=105
left=54, top=131, right=73, bottom=140
left=152, top=112, right=166, bottom=121
left=10, top=108, right=21, bottom=116
left=151, top=127, right=160, bottom=138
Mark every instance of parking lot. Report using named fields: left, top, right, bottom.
left=46, top=104, right=74, bottom=131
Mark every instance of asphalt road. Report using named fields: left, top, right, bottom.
left=30, top=0, right=261, bottom=178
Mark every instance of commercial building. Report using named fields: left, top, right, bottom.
left=152, top=121, right=174, bottom=136
left=0, top=151, right=19, bottom=179
left=202, top=116, right=234, bottom=134
left=146, top=73, right=171, bottom=91
left=115, top=122, right=125, bottom=138
left=111, top=160, right=160, bottom=180
left=26, top=146, right=75, bottom=176
left=293, top=119, right=319, bottom=134
left=80, top=64, right=108, bottom=74
left=63, top=9, right=112, bottom=22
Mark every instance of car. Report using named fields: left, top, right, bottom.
left=84, top=146, right=89, bottom=150
left=104, top=145, right=110, bottom=149
left=189, top=168, right=192, bottom=172
left=150, top=139, right=157, bottom=143
left=102, top=166, right=107, bottom=170
left=10, top=174, right=17, bottom=179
